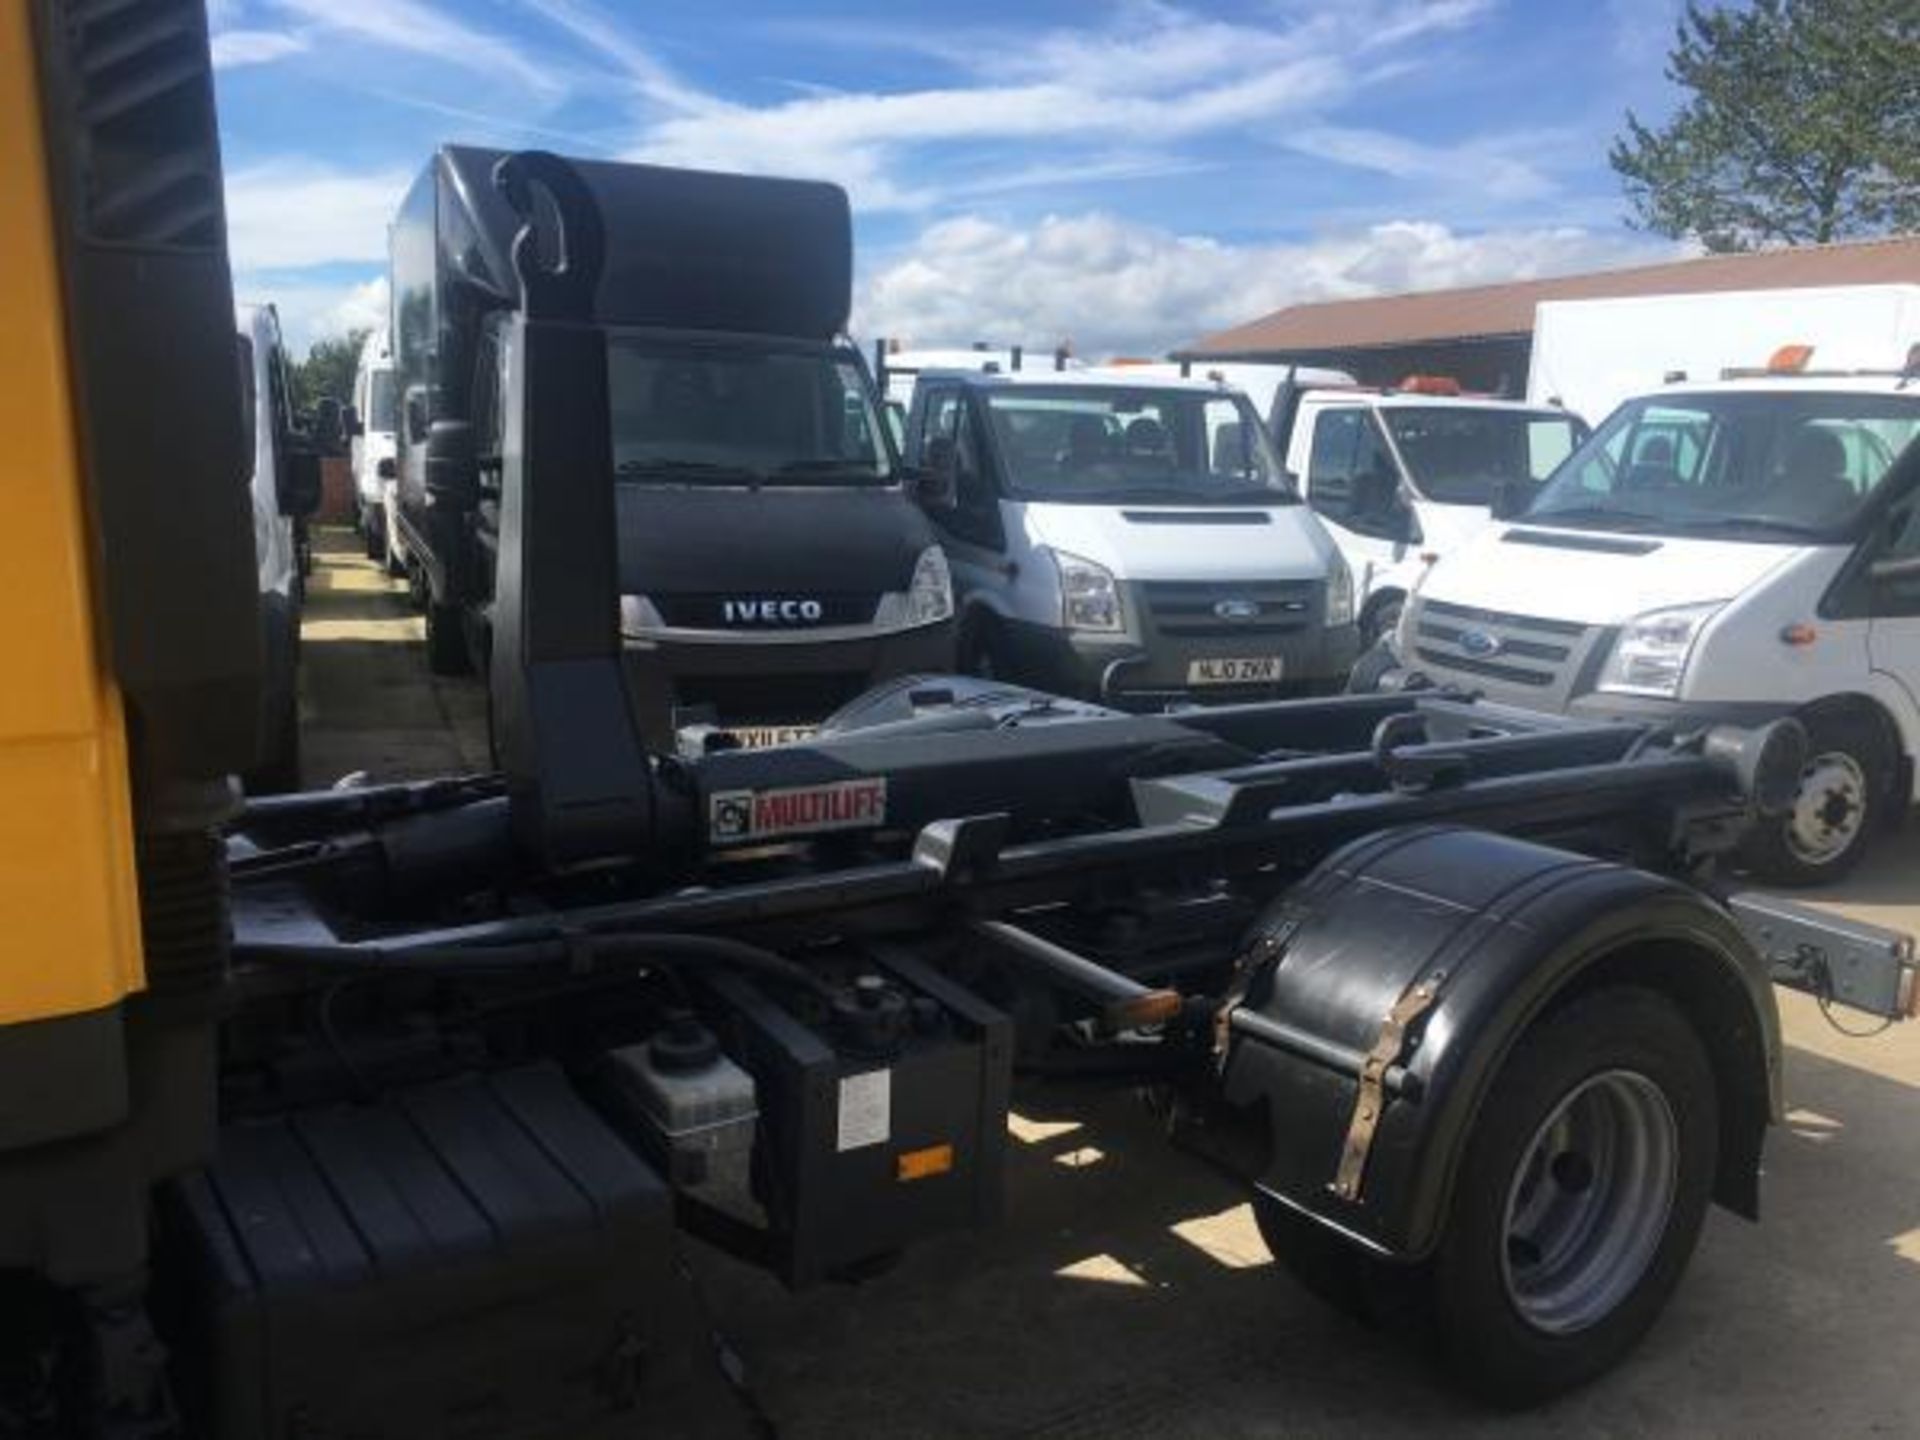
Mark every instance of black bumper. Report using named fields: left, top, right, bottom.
left=998, top=617, right=1361, bottom=708
left=623, top=620, right=956, bottom=741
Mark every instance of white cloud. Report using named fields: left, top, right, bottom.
left=234, top=274, right=387, bottom=354
left=622, top=2, right=1494, bottom=213
left=856, top=212, right=1677, bottom=357
left=223, top=163, right=411, bottom=271
left=1287, top=126, right=1555, bottom=203
left=210, top=28, right=308, bottom=69
left=265, top=0, right=564, bottom=97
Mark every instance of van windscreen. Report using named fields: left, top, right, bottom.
left=608, top=337, right=891, bottom=486
left=368, top=370, right=398, bottom=434
left=1527, top=390, right=1920, bottom=540
left=982, top=386, right=1292, bottom=504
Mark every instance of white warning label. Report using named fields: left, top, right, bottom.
left=836, top=1068, right=892, bottom=1153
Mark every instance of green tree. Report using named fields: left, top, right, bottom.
left=291, top=327, right=370, bottom=412
left=1610, top=0, right=1920, bottom=252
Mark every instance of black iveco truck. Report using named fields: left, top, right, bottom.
left=389, top=145, right=955, bottom=745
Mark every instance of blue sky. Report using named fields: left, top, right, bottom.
left=210, top=0, right=1696, bottom=354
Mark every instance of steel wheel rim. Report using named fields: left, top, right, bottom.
left=1786, top=750, right=1867, bottom=865
left=1500, top=1069, right=1677, bottom=1335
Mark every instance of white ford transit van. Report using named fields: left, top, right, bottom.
left=903, top=368, right=1358, bottom=704
left=1366, top=358, right=1920, bottom=883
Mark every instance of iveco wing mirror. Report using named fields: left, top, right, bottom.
left=342, top=403, right=364, bottom=439
left=424, top=418, right=479, bottom=511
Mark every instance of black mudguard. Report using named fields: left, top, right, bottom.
left=1222, top=825, right=1780, bottom=1260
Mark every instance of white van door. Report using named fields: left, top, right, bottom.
left=1301, top=406, right=1416, bottom=628
left=917, top=385, right=1013, bottom=650
left=1867, top=492, right=1920, bottom=735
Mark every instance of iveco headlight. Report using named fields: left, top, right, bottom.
left=904, top=544, right=953, bottom=626
left=1053, top=549, right=1122, bottom=633
left=1325, top=552, right=1355, bottom=628
left=1597, top=602, right=1724, bottom=698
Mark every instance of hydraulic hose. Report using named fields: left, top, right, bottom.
left=235, top=929, right=834, bottom=998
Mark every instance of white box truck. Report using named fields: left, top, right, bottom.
left=1529, top=284, right=1920, bottom=425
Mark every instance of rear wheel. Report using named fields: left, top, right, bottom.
left=1360, top=591, right=1404, bottom=650
left=425, top=597, right=472, bottom=676
left=361, top=505, right=384, bottom=561
left=959, top=618, right=1010, bottom=683
left=1740, top=712, right=1888, bottom=885
left=1428, top=987, right=1716, bottom=1405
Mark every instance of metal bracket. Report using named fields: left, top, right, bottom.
left=1330, top=968, right=1445, bottom=1202
left=1727, top=892, right=1917, bottom=1021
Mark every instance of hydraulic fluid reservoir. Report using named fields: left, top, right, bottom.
left=601, top=1012, right=760, bottom=1221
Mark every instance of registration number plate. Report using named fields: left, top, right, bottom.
left=1187, top=656, right=1283, bottom=686
left=729, top=724, right=819, bottom=750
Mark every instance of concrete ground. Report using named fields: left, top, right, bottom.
left=298, top=528, right=1920, bottom=1438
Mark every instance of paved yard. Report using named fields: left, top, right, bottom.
left=297, top=528, right=1920, bottom=1438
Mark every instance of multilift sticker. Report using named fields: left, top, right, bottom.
left=836, top=1069, right=891, bottom=1152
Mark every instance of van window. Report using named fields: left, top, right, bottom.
left=980, top=385, right=1289, bottom=504
left=367, top=370, right=398, bottom=434
left=1380, top=407, right=1586, bottom=504
left=608, top=337, right=892, bottom=485
left=1530, top=391, right=1920, bottom=539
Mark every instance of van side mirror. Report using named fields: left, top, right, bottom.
left=342, top=404, right=364, bottom=439
left=918, top=435, right=959, bottom=509
left=277, top=431, right=323, bottom=518
left=405, top=389, right=430, bottom=444
left=1489, top=478, right=1531, bottom=521
left=906, top=463, right=955, bottom=510
left=425, top=419, right=479, bottom=511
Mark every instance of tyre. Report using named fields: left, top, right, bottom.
left=362, top=506, right=385, bottom=561
left=1345, top=637, right=1401, bottom=694
left=959, top=618, right=1009, bottom=683
left=425, top=598, right=473, bottom=676
left=1427, top=987, right=1717, bottom=1405
left=1360, top=592, right=1404, bottom=650
left=1739, top=711, right=1888, bottom=885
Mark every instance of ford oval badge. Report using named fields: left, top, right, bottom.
left=1214, top=598, right=1261, bottom=621
left=1459, top=628, right=1501, bottom=657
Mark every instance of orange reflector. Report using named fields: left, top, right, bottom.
left=1780, top=622, right=1818, bottom=647
left=1398, top=374, right=1462, bottom=395
left=897, top=1143, right=955, bottom=1182
left=1100, top=989, right=1184, bottom=1032
left=1768, top=344, right=1815, bottom=373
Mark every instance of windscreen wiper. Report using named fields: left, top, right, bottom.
left=770, top=459, right=888, bottom=481
left=1657, top=513, right=1830, bottom=540
left=1521, top=504, right=1668, bottom=530
left=615, top=458, right=766, bottom=485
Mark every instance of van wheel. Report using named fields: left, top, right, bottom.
left=1740, top=713, right=1888, bottom=885
left=425, top=599, right=472, bottom=676
left=1360, top=592, right=1404, bottom=649
left=362, top=507, right=385, bottom=561
left=1427, top=987, right=1716, bottom=1405
left=960, top=620, right=1010, bottom=683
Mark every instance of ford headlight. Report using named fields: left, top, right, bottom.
left=1597, top=602, right=1724, bottom=697
left=1325, top=552, right=1355, bottom=628
left=1054, top=549, right=1122, bottom=633
left=904, top=544, right=953, bottom=625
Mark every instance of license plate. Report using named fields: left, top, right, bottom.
left=1187, top=656, right=1283, bottom=686
left=729, top=724, right=819, bottom=749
